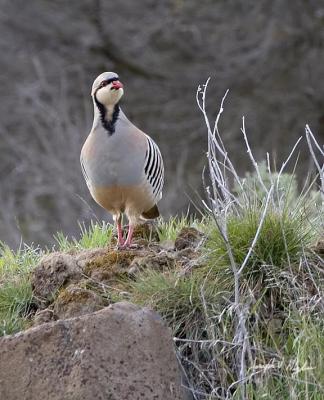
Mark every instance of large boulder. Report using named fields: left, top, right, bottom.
left=0, top=302, right=188, bottom=400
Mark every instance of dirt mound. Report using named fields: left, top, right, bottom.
left=31, top=227, right=204, bottom=325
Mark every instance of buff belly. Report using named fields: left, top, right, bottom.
left=91, top=185, right=154, bottom=218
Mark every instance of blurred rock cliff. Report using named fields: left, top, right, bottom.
left=1, top=0, right=323, bottom=246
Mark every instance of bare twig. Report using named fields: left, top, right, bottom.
left=238, top=185, right=273, bottom=275
left=305, top=124, right=324, bottom=205
left=241, top=116, right=269, bottom=195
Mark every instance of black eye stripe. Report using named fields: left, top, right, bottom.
left=99, top=77, right=119, bottom=87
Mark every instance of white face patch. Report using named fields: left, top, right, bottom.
left=96, top=85, right=124, bottom=106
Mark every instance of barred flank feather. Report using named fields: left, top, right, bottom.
left=144, top=136, right=164, bottom=202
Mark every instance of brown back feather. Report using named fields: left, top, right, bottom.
left=141, top=204, right=160, bottom=219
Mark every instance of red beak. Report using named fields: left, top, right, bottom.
left=111, top=81, right=123, bottom=90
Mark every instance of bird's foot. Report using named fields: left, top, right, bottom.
left=115, top=225, right=136, bottom=250
left=117, top=240, right=141, bottom=251
left=115, top=238, right=125, bottom=250
left=124, top=243, right=141, bottom=249
left=116, top=243, right=138, bottom=250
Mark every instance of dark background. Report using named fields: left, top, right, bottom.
left=1, top=0, right=323, bottom=247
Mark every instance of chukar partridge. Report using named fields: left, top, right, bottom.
left=80, top=72, right=164, bottom=248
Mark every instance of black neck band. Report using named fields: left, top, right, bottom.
left=94, top=96, right=120, bottom=135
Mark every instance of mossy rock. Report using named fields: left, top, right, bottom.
left=84, top=249, right=150, bottom=282
left=31, top=252, right=83, bottom=308
left=53, top=284, right=106, bottom=319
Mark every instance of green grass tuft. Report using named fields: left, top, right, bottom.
left=0, top=243, right=42, bottom=335
left=55, top=220, right=113, bottom=251
left=206, top=207, right=312, bottom=273
left=128, top=269, right=223, bottom=337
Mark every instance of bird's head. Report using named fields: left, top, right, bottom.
left=92, top=72, right=124, bottom=107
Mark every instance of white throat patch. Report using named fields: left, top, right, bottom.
left=96, top=86, right=124, bottom=106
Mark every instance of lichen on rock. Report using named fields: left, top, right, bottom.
left=84, top=249, right=146, bottom=282
left=53, top=284, right=106, bottom=319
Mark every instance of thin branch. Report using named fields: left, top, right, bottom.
left=241, top=116, right=269, bottom=195
left=238, top=185, right=273, bottom=275
left=305, top=124, right=324, bottom=204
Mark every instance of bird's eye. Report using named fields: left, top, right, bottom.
left=100, top=81, right=108, bottom=88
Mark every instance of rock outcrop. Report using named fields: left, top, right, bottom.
left=0, top=302, right=189, bottom=400
left=30, top=226, right=204, bottom=325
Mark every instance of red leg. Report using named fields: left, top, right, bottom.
left=115, top=215, right=124, bottom=247
left=123, top=224, right=134, bottom=248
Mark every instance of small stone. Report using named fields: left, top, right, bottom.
left=33, top=308, right=54, bottom=326
left=174, top=227, right=204, bottom=251
left=128, top=252, right=176, bottom=275
left=313, top=239, right=324, bottom=255
left=75, top=248, right=108, bottom=269
left=159, top=239, right=175, bottom=251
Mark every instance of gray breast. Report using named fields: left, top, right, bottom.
left=81, top=124, right=145, bottom=189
